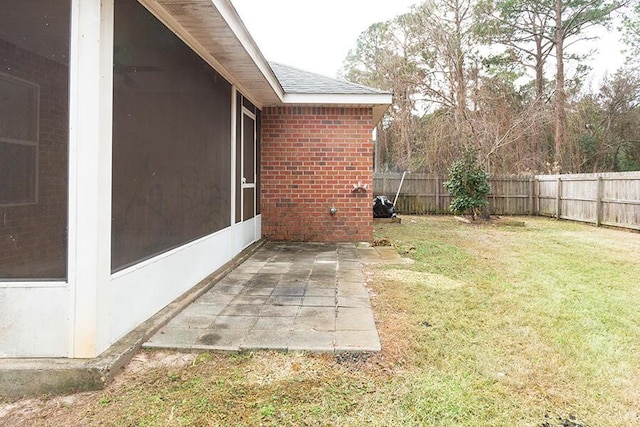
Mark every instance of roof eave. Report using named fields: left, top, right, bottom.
left=139, top=0, right=284, bottom=107
left=136, top=0, right=391, bottom=124
left=210, top=0, right=284, bottom=99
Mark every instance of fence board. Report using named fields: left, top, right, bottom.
left=374, top=172, right=640, bottom=231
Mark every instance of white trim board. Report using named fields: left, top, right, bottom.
left=0, top=286, right=70, bottom=357
left=109, top=227, right=235, bottom=346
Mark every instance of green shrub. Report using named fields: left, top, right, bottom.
left=444, top=147, right=491, bottom=219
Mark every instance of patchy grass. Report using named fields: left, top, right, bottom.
left=2, top=216, right=640, bottom=426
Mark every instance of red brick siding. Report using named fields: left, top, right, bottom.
left=261, top=106, right=373, bottom=242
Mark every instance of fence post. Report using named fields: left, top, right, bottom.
left=491, top=177, right=496, bottom=213
left=435, top=176, right=441, bottom=214
left=596, top=176, right=603, bottom=227
left=556, top=177, right=562, bottom=220
left=535, top=177, right=540, bottom=215
left=529, top=177, right=534, bottom=215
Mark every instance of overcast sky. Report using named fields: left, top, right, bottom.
left=231, top=0, right=418, bottom=78
left=231, top=0, right=626, bottom=86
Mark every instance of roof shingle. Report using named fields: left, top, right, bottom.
left=269, top=62, right=389, bottom=96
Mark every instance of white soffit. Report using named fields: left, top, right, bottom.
left=283, top=94, right=392, bottom=125
left=139, top=0, right=284, bottom=107
left=283, top=93, right=392, bottom=106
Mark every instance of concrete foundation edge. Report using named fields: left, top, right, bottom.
left=0, top=239, right=266, bottom=398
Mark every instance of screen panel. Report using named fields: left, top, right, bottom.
left=111, top=0, right=232, bottom=271
left=0, top=0, right=70, bottom=280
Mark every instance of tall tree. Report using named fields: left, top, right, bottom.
left=551, top=0, right=623, bottom=170
left=342, top=17, right=425, bottom=170
left=621, top=0, right=640, bottom=61
left=571, top=68, right=640, bottom=171
left=411, top=0, right=478, bottom=120
left=475, top=0, right=555, bottom=100
left=475, top=0, right=622, bottom=170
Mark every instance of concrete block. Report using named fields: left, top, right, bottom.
left=259, top=304, right=300, bottom=317
left=253, top=316, right=296, bottom=330
left=301, top=296, right=336, bottom=307
left=210, top=315, right=257, bottom=330
left=229, top=295, right=269, bottom=305
left=193, top=330, right=247, bottom=351
left=335, top=330, right=381, bottom=352
left=241, top=330, right=291, bottom=351
left=144, top=327, right=204, bottom=349
left=288, top=331, right=335, bottom=352
left=336, top=308, right=376, bottom=331
left=294, top=307, right=336, bottom=332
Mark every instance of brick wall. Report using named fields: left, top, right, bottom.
left=261, top=106, right=373, bottom=242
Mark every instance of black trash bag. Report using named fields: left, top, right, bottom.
left=373, top=195, right=397, bottom=218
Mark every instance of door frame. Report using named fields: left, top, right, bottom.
left=239, top=106, right=257, bottom=248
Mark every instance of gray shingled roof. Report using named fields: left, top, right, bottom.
left=270, top=62, right=389, bottom=96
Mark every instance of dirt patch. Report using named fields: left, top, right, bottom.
left=454, top=215, right=526, bottom=227
left=541, top=414, right=587, bottom=427
left=377, top=268, right=466, bottom=290
left=334, top=351, right=376, bottom=366
left=0, top=351, right=196, bottom=426
left=121, top=350, right=196, bottom=375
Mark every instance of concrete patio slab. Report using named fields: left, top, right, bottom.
left=301, top=296, right=336, bottom=307
left=337, top=296, right=373, bottom=308
left=210, top=315, right=257, bottom=329
left=144, top=242, right=387, bottom=353
left=289, top=331, right=335, bottom=352
left=259, top=304, right=300, bottom=317
left=268, top=296, right=304, bottom=306
left=194, top=330, right=247, bottom=351
left=145, top=327, right=206, bottom=349
left=293, top=307, right=336, bottom=332
left=196, top=293, right=237, bottom=305
left=241, top=330, right=291, bottom=350
left=336, top=307, right=377, bottom=331
left=335, top=330, right=381, bottom=352
left=303, top=287, right=336, bottom=297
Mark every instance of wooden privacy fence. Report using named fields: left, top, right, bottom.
left=374, top=172, right=640, bottom=231
left=374, top=173, right=535, bottom=215
left=535, top=172, right=640, bottom=231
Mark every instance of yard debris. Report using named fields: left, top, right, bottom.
left=372, top=238, right=392, bottom=247
left=373, top=195, right=396, bottom=218
left=541, top=414, right=587, bottom=427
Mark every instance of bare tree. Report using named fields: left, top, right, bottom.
left=342, top=17, right=425, bottom=170
left=341, top=0, right=634, bottom=174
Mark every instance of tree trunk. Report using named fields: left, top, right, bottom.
left=554, top=0, right=566, bottom=172
left=454, top=0, right=467, bottom=123
left=535, top=36, right=544, bottom=100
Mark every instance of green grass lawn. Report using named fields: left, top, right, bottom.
left=371, top=216, right=640, bottom=426
left=3, top=216, right=640, bottom=426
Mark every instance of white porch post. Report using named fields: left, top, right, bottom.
left=231, top=86, right=237, bottom=235
left=67, top=0, right=114, bottom=358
